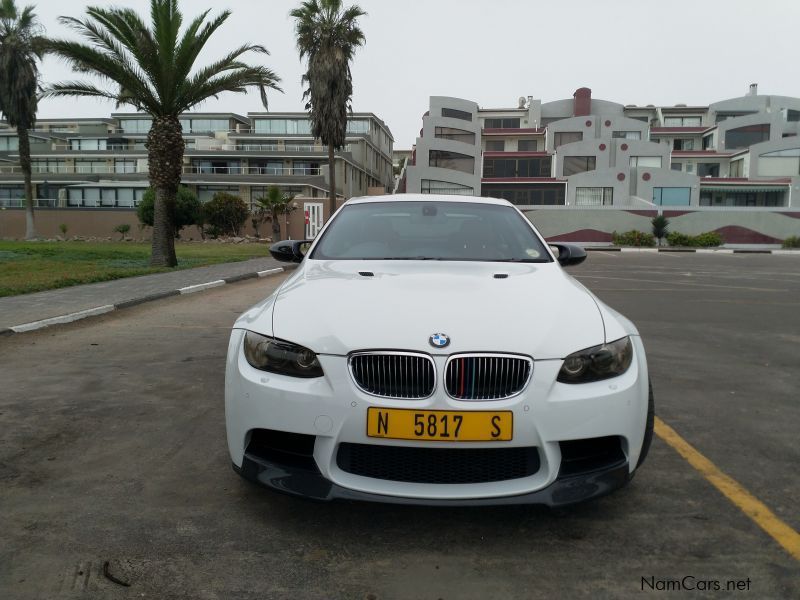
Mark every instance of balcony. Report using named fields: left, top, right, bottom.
left=0, top=165, right=141, bottom=175
left=182, top=165, right=321, bottom=176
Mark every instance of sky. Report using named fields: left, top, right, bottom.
left=31, top=0, right=800, bottom=149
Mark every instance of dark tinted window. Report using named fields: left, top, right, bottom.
left=725, top=124, right=770, bottom=149
left=563, top=156, right=596, bottom=176
left=484, top=118, right=520, bottom=129
left=429, top=150, right=474, bottom=174
left=442, top=108, right=472, bottom=121
left=311, top=201, right=551, bottom=262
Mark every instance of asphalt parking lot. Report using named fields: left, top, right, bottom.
left=1, top=253, right=798, bottom=599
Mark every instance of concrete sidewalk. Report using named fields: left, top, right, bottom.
left=0, top=257, right=292, bottom=333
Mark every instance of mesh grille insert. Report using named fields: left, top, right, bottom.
left=337, top=443, right=540, bottom=484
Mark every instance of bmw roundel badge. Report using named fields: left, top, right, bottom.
left=429, top=333, right=450, bottom=348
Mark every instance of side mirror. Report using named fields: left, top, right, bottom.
left=269, top=239, right=312, bottom=263
left=550, top=243, right=587, bottom=267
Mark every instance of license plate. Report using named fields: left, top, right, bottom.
left=366, top=408, right=512, bottom=442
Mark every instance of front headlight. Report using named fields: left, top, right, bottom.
left=243, top=331, right=324, bottom=378
left=557, top=336, right=633, bottom=384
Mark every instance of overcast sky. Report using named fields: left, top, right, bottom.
left=33, top=0, right=800, bottom=148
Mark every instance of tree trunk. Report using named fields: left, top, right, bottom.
left=328, top=143, right=336, bottom=219
left=18, top=127, right=36, bottom=240
left=147, top=116, right=185, bottom=267
left=272, top=210, right=282, bottom=241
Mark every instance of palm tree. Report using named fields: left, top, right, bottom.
left=254, top=186, right=295, bottom=242
left=291, top=0, right=366, bottom=218
left=45, top=0, right=281, bottom=266
left=0, top=0, right=45, bottom=240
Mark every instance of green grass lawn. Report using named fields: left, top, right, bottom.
left=0, top=240, right=271, bottom=297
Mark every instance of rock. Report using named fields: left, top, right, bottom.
left=230, top=236, right=245, bottom=244
left=56, top=235, right=64, bottom=242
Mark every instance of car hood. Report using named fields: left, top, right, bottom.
left=237, top=260, right=607, bottom=359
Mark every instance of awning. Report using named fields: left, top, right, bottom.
left=700, top=185, right=788, bottom=193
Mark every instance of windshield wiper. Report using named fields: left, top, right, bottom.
left=493, top=258, right=550, bottom=263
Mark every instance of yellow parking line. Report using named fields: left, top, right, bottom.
left=654, top=417, right=800, bottom=562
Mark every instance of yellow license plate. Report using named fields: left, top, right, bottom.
left=367, top=408, right=513, bottom=442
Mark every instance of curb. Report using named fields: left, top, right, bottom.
left=586, top=247, right=798, bottom=254
left=4, top=265, right=294, bottom=336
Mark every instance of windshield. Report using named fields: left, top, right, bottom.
left=310, top=201, right=552, bottom=262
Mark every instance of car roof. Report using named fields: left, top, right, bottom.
left=345, top=193, right=514, bottom=207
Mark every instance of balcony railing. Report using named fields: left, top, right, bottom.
left=0, top=198, right=58, bottom=208
left=183, top=166, right=321, bottom=176
left=0, top=165, right=141, bottom=174
left=50, top=144, right=137, bottom=151
left=0, top=164, right=324, bottom=177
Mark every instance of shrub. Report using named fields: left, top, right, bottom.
left=692, top=232, right=723, bottom=247
left=114, top=223, right=131, bottom=240
left=651, top=215, right=669, bottom=246
left=612, top=230, right=656, bottom=247
left=201, top=192, right=249, bottom=237
left=666, top=231, right=723, bottom=247
left=136, top=186, right=202, bottom=238
left=782, top=235, right=800, bottom=248
left=58, top=223, right=68, bottom=236
left=666, top=231, right=694, bottom=247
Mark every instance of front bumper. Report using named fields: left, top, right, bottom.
left=234, top=452, right=630, bottom=507
left=225, top=330, right=649, bottom=505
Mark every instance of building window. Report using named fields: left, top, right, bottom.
left=31, top=159, right=67, bottom=173
left=420, top=180, right=474, bottom=195
left=575, top=187, right=613, bottom=206
left=653, top=187, right=691, bottom=206
left=629, top=156, right=662, bottom=168
left=517, top=139, right=538, bottom=151
left=664, top=116, right=702, bottom=127
left=484, top=118, right=520, bottom=129
left=725, top=124, right=770, bottom=149
left=612, top=131, right=641, bottom=140
left=671, top=163, right=682, bottom=171
left=114, top=159, right=137, bottom=174
left=702, top=134, right=715, bottom=150
left=686, top=163, right=694, bottom=174
left=787, top=109, right=800, bottom=122
left=700, top=190, right=785, bottom=207
left=485, top=140, right=505, bottom=151
left=179, top=118, right=230, bottom=133
left=346, top=119, right=370, bottom=134
left=553, top=132, right=582, bottom=148
left=434, top=126, right=475, bottom=144
left=481, top=184, right=565, bottom=206
left=69, top=138, right=109, bottom=151
left=253, top=118, right=312, bottom=135
left=673, top=138, right=695, bottom=151
left=563, top=156, right=596, bottom=176
left=0, top=136, right=20, bottom=151
left=292, top=160, right=320, bottom=175
left=429, top=150, right=474, bottom=174
left=441, top=107, right=472, bottom=122
left=0, top=184, right=24, bottom=207
left=75, top=160, right=109, bottom=174
left=729, top=159, right=743, bottom=178
left=697, top=163, right=720, bottom=177
left=483, top=157, right=551, bottom=178
left=118, top=119, right=151, bottom=134
left=757, top=147, right=800, bottom=176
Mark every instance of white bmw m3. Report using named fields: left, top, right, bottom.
left=225, top=194, right=653, bottom=506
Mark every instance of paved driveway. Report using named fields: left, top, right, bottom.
left=0, top=254, right=797, bottom=599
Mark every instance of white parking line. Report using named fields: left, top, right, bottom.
left=10, top=305, right=116, bottom=333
